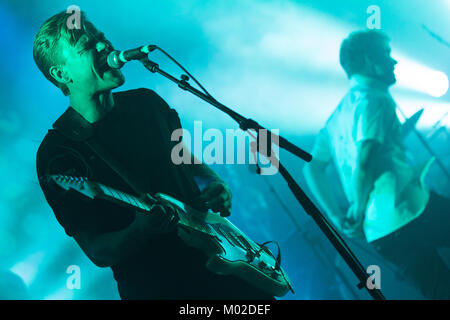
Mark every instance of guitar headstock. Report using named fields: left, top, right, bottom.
left=47, top=175, right=98, bottom=199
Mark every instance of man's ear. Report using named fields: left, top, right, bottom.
left=362, top=55, right=378, bottom=76
left=365, top=55, right=384, bottom=78
left=362, top=55, right=372, bottom=71
left=49, top=66, right=72, bottom=85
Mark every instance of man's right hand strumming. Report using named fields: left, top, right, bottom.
left=136, top=201, right=180, bottom=238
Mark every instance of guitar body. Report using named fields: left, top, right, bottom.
left=48, top=175, right=294, bottom=297
left=157, top=193, right=293, bottom=297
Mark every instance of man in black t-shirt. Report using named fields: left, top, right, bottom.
left=33, top=10, right=272, bottom=299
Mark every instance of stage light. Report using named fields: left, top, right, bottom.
left=43, top=287, right=75, bottom=300
left=395, top=96, right=450, bottom=129
left=202, top=2, right=449, bottom=101
left=395, top=57, right=449, bottom=98
left=9, top=252, right=45, bottom=286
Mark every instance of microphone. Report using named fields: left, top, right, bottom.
left=106, top=45, right=157, bottom=69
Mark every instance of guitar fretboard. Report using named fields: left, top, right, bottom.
left=97, top=183, right=151, bottom=211
left=95, top=181, right=258, bottom=254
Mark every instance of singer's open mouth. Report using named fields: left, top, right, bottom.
left=94, top=52, right=110, bottom=79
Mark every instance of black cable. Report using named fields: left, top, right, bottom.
left=257, top=240, right=295, bottom=294
left=154, top=46, right=217, bottom=101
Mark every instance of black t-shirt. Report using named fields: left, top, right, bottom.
left=36, top=88, right=271, bottom=299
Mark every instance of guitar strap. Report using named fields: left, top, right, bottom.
left=84, top=138, right=148, bottom=197
left=52, top=111, right=149, bottom=199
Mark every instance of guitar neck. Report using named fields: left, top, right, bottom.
left=94, top=182, right=152, bottom=212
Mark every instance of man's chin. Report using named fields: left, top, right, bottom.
left=103, top=70, right=125, bottom=89
left=113, top=73, right=125, bottom=87
left=378, top=74, right=396, bottom=87
left=388, top=76, right=396, bottom=86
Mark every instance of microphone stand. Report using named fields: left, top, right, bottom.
left=139, top=57, right=386, bottom=300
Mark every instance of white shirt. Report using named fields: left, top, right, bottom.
left=312, top=75, right=432, bottom=242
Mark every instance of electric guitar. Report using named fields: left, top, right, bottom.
left=48, top=174, right=294, bottom=297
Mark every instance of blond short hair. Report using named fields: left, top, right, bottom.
left=33, top=10, right=96, bottom=95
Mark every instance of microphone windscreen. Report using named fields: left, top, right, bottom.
left=107, top=51, right=123, bottom=69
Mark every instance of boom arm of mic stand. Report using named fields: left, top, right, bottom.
left=139, top=57, right=386, bottom=300
left=139, top=58, right=312, bottom=162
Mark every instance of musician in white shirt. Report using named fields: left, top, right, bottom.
left=303, top=30, right=450, bottom=299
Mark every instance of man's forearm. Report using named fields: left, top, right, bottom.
left=77, top=210, right=174, bottom=268
left=351, top=166, right=372, bottom=211
left=303, top=162, right=345, bottom=227
left=79, top=213, right=152, bottom=267
left=348, top=140, right=381, bottom=221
